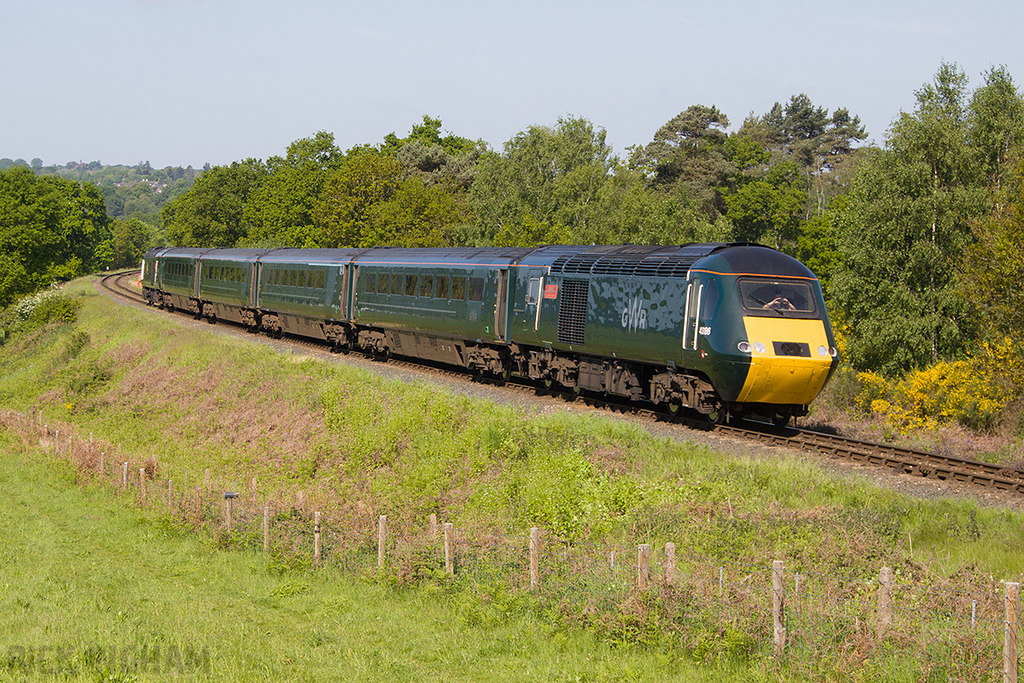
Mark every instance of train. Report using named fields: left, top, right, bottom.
left=140, top=243, right=838, bottom=425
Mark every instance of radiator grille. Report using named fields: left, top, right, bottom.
left=557, top=279, right=588, bottom=345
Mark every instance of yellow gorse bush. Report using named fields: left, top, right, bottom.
left=857, top=339, right=1024, bottom=434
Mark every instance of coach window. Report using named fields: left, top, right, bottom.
left=451, top=276, right=466, bottom=300
left=286, top=270, right=294, bottom=287
left=391, top=274, right=401, bottom=295
left=527, top=278, right=541, bottom=305
left=419, top=275, right=433, bottom=298
left=365, top=273, right=376, bottom=293
left=316, top=271, right=325, bottom=289
left=468, top=277, right=484, bottom=302
left=435, top=275, right=449, bottom=299
left=703, top=278, right=720, bottom=320
left=405, top=274, right=418, bottom=297
left=297, top=271, right=306, bottom=288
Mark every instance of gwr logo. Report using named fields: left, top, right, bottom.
left=621, top=296, right=648, bottom=332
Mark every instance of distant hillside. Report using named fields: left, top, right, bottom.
left=0, top=157, right=202, bottom=231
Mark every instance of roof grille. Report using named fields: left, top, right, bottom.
left=550, top=244, right=724, bottom=278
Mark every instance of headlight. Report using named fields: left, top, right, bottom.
left=817, top=345, right=828, bottom=357
left=830, top=346, right=838, bottom=358
left=753, top=342, right=767, bottom=354
left=737, top=341, right=752, bottom=353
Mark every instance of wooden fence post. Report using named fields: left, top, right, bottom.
left=529, top=527, right=540, bottom=591
left=314, top=512, right=322, bottom=567
left=377, top=515, right=387, bottom=568
left=773, top=560, right=786, bottom=656
left=429, top=513, right=438, bottom=539
left=877, top=566, right=893, bottom=643
left=665, top=543, right=676, bottom=587
left=444, top=523, right=454, bottom=576
left=122, top=462, right=129, bottom=488
left=139, top=467, right=146, bottom=503
left=224, top=493, right=234, bottom=533
left=1006, top=581, right=1020, bottom=683
left=638, top=544, right=651, bottom=591
left=263, top=506, right=270, bottom=553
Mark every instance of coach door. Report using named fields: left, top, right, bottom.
left=495, top=269, right=509, bottom=341
left=250, top=263, right=259, bottom=304
left=683, top=276, right=704, bottom=352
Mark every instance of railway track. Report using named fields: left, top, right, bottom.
left=98, top=270, right=1024, bottom=499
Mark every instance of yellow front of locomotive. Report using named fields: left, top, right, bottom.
left=732, top=274, right=838, bottom=413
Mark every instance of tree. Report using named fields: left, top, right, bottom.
left=740, top=95, right=867, bottom=216
left=315, top=152, right=403, bottom=247
left=641, top=105, right=735, bottom=220
left=831, top=63, right=996, bottom=374
left=397, top=139, right=482, bottom=191
left=962, top=156, right=1024, bottom=339
left=0, top=167, right=110, bottom=306
left=968, top=66, right=1024, bottom=194
left=468, top=116, right=613, bottom=244
left=163, top=159, right=266, bottom=247
left=365, top=178, right=471, bottom=247
left=110, top=217, right=153, bottom=269
left=243, top=132, right=344, bottom=247
left=381, top=115, right=477, bottom=157
left=724, top=161, right=806, bottom=249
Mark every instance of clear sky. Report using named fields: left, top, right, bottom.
left=4, top=0, right=1022, bottom=169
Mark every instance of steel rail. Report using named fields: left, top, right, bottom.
left=715, top=423, right=1024, bottom=494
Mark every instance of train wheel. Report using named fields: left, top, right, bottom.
left=704, top=406, right=727, bottom=425
left=773, top=414, right=791, bottom=428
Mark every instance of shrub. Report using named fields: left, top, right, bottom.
left=1, top=285, right=81, bottom=340
left=858, top=339, right=1024, bottom=433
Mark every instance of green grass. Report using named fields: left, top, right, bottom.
left=0, top=432, right=757, bottom=682
left=3, top=276, right=1024, bottom=681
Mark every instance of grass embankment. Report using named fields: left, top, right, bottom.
left=2, top=277, right=1023, bottom=681
left=0, top=432, right=701, bottom=682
